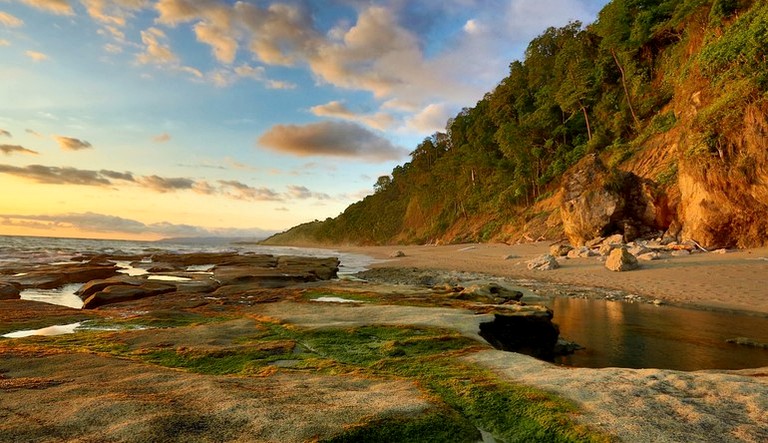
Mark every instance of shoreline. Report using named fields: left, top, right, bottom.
left=335, top=242, right=768, bottom=317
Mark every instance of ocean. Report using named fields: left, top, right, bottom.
left=0, top=235, right=376, bottom=275
left=1, top=235, right=378, bottom=311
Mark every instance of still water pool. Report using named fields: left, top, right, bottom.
left=548, top=297, right=768, bottom=371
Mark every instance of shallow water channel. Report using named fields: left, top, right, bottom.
left=548, top=297, right=768, bottom=371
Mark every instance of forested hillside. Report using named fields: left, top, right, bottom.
left=264, top=0, right=768, bottom=248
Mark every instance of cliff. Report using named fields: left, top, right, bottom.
left=264, top=0, right=768, bottom=249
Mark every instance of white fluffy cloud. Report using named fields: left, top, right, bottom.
left=310, top=101, right=395, bottom=131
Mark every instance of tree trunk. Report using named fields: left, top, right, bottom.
left=610, top=49, right=640, bottom=127
left=580, top=102, right=592, bottom=141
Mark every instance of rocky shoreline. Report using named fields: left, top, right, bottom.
left=1, top=251, right=767, bottom=442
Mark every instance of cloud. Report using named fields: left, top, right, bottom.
left=218, top=180, right=282, bottom=201
left=153, top=132, right=171, bottom=143
left=26, top=129, right=44, bottom=138
left=0, top=164, right=127, bottom=186
left=406, top=103, right=453, bottom=133
left=137, top=27, right=177, bottom=65
left=99, top=169, right=134, bottom=181
left=0, top=129, right=11, bottom=138
left=81, top=0, right=149, bottom=27
left=18, top=0, right=74, bottom=16
left=0, top=212, right=277, bottom=239
left=259, top=121, right=408, bottom=162
left=265, top=79, right=297, bottom=90
left=235, top=1, right=320, bottom=66
left=0, top=144, right=39, bottom=156
left=286, top=185, right=331, bottom=200
left=0, top=11, right=24, bottom=27
left=54, top=136, right=92, bottom=151
left=310, top=100, right=395, bottom=131
left=194, top=20, right=238, bottom=64
left=0, top=39, right=10, bottom=46
left=25, top=50, right=49, bottom=62
left=136, top=175, right=196, bottom=192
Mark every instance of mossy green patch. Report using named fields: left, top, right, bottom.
left=322, top=409, right=481, bottom=443
left=14, top=330, right=132, bottom=356
left=91, top=310, right=229, bottom=329
left=296, top=326, right=610, bottom=443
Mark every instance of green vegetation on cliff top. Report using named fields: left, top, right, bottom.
left=264, top=0, right=768, bottom=246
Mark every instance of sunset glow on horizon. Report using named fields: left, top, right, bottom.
left=1, top=0, right=608, bottom=241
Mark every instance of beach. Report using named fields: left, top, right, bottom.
left=338, top=243, right=768, bottom=316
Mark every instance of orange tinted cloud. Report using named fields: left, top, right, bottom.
left=259, top=121, right=407, bottom=162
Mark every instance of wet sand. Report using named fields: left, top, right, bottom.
left=337, top=243, right=768, bottom=315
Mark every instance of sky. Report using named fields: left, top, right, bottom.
left=0, top=0, right=609, bottom=241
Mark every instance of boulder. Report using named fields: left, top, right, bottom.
left=628, top=244, right=651, bottom=257
left=602, top=234, right=625, bottom=246
left=637, top=252, right=661, bottom=261
left=567, top=247, right=596, bottom=259
left=560, top=155, right=671, bottom=246
left=598, top=243, right=616, bottom=256
left=526, top=254, right=559, bottom=271
left=389, top=250, right=406, bottom=258
left=549, top=244, right=573, bottom=257
left=605, top=248, right=639, bottom=272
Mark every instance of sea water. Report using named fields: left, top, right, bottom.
left=1, top=234, right=378, bottom=309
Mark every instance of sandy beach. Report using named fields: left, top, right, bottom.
left=338, top=243, right=768, bottom=316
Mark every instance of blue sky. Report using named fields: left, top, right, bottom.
left=0, top=0, right=609, bottom=240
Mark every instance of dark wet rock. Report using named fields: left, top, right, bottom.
left=4, top=263, right=119, bottom=289
left=456, top=283, right=523, bottom=304
left=76, top=276, right=144, bottom=299
left=277, top=256, right=340, bottom=281
left=554, top=338, right=585, bottom=356
left=0, top=282, right=21, bottom=300
left=82, top=282, right=177, bottom=309
left=479, top=310, right=560, bottom=360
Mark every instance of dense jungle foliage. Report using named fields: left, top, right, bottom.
left=264, top=0, right=768, bottom=246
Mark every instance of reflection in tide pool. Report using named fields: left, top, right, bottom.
left=549, top=297, right=768, bottom=371
left=20, top=283, right=84, bottom=309
left=3, top=322, right=82, bottom=338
